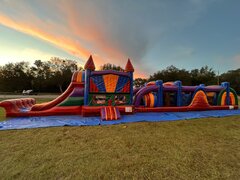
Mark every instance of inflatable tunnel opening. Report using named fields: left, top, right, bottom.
left=182, top=92, right=192, bottom=106
left=163, top=92, right=177, bottom=107
left=206, top=92, right=218, bottom=106
left=143, top=92, right=157, bottom=107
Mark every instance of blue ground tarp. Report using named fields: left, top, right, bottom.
left=0, top=110, right=240, bottom=130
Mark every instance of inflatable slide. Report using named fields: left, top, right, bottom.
left=0, top=71, right=85, bottom=117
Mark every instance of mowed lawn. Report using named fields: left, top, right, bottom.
left=0, top=98, right=239, bottom=179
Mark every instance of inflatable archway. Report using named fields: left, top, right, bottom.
left=217, top=88, right=238, bottom=106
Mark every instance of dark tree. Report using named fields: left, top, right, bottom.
left=190, top=66, right=217, bottom=85
left=99, top=63, right=124, bottom=71
left=0, top=58, right=82, bottom=93
left=0, top=62, right=33, bottom=92
left=220, top=69, right=240, bottom=94
left=49, top=57, right=80, bottom=92
left=149, top=65, right=191, bottom=85
left=134, top=78, right=148, bottom=87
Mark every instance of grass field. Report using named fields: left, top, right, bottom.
left=0, top=97, right=240, bottom=179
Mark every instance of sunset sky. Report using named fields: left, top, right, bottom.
left=0, top=0, right=239, bottom=78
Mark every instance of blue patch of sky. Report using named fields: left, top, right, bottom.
left=0, top=24, right=80, bottom=61
left=143, top=0, right=240, bottom=74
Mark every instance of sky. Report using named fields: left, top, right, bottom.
left=0, top=0, right=239, bottom=78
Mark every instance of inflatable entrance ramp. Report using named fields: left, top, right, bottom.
left=101, top=106, right=121, bottom=120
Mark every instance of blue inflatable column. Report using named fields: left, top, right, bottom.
left=84, top=69, right=91, bottom=105
left=175, top=81, right=182, bottom=106
left=125, top=59, right=134, bottom=105
left=129, top=71, right=133, bottom=104
left=84, top=55, right=96, bottom=106
left=156, top=80, right=163, bottom=107
left=221, top=82, right=230, bottom=105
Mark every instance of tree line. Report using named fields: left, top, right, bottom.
left=0, top=58, right=239, bottom=94
left=134, top=65, right=239, bottom=94
left=0, top=57, right=81, bottom=93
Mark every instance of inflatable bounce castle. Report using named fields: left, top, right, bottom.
left=0, top=56, right=238, bottom=120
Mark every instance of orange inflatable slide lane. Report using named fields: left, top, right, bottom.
left=101, top=106, right=121, bottom=120
left=188, top=90, right=210, bottom=110
left=31, top=83, right=84, bottom=111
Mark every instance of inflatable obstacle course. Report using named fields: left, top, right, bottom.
left=0, top=55, right=238, bottom=121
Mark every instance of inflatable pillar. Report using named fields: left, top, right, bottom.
left=125, top=59, right=134, bottom=104
left=156, top=80, right=163, bottom=107
left=221, top=82, right=230, bottom=105
left=175, top=81, right=182, bottom=106
left=84, top=55, right=95, bottom=105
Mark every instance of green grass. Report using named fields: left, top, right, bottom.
left=0, top=117, right=239, bottom=179
left=0, top=97, right=239, bottom=179
left=0, top=108, right=5, bottom=121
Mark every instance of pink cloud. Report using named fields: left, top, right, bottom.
left=233, top=55, right=240, bottom=64
left=0, top=1, right=149, bottom=78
